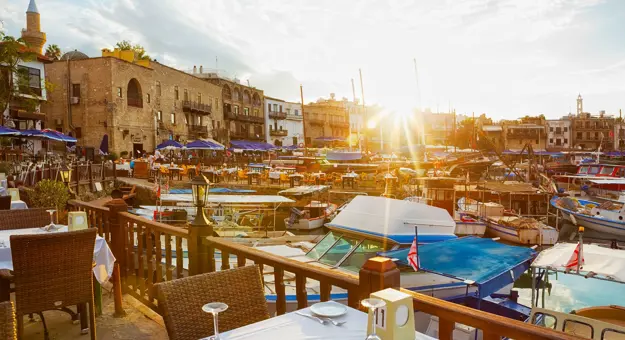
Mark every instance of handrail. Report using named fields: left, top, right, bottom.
left=68, top=199, right=110, bottom=212
left=401, top=288, right=582, bottom=340
left=118, top=212, right=189, bottom=238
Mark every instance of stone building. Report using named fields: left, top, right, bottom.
left=191, top=68, right=264, bottom=144
left=264, top=97, right=303, bottom=147
left=546, top=118, right=572, bottom=151
left=502, top=116, right=547, bottom=151
left=571, top=94, right=615, bottom=151
left=303, top=94, right=350, bottom=146
left=43, top=51, right=222, bottom=156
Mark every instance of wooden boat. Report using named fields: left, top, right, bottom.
left=551, top=196, right=625, bottom=237
left=458, top=197, right=558, bottom=245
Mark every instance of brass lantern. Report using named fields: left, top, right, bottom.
left=59, top=164, right=72, bottom=184
left=190, top=174, right=211, bottom=226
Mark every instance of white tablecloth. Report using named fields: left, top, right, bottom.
left=342, top=173, right=358, bottom=179
left=10, top=200, right=27, bottom=210
left=211, top=305, right=435, bottom=340
left=116, top=163, right=131, bottom=171
left=0, top=226, right=116, bottom=284
left=269, top=172, right=285, bottom=180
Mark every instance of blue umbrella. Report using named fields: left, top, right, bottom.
left=185, top=140, right=224, bottom=150
left=99, top=134, right=109, bottom=155
left=156, top=140, right=183, bottom=150
left=18, top=129, right=45, bottom=138
left=42, top=129, right=77, bottom=143
left=0, top=126, right=19, bottom=136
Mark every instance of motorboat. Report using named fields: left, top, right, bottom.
left=458, top=197, right=558, bottom=245
left=279, top=185, right=337, bottom=230
left=551, top=196, right=625, bottom=237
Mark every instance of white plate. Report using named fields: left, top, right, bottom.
left=310, top=301, right=347, bottom=318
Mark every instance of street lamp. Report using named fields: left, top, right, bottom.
left=59, top=164, right=72, bottom=184
left=190, top=174, right=211, bottom=227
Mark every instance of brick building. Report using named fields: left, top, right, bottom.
left=43, top=51, right=222, bottom=156
left=303, top=93, right=350, bottom=146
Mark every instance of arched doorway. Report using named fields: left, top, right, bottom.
left=127, top=79, right=143, bottom=107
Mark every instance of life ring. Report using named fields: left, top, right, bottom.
left=298, top=143, right=305, bottom=148
left=461, top=215, right=477, bottom=223
left=226, top=150, right=232, bottom=157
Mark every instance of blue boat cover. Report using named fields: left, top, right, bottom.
left=326, top=151, right=362, bottom=161
left=380, top=237, right=536, bottom=298
left=168, top=188, right=256, bottom=194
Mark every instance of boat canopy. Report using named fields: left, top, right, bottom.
left=381, top=237, right=536, bottom=298
left=160, top=194, right=294, bottom=204
left=326, top=151, right=362, bottom=161
left=168, top=188, right=256, bottom=194
left=278, top=185, right=329, bottom=197
left=532, top=242, right=625, bottom=284
left=588, top=179, right=625, bottom=185
left=326, top=196, right=456, bottom=244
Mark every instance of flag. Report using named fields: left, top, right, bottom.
left=565, top=243, right=584, bottom=270
left=407, top=237, right=420, bottom=271
left=153, top=184, right=161, bottom=199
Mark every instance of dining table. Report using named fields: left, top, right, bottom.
left=9, top=200, right=28, bottom=210
left=204, top=305, right=436, bottom=340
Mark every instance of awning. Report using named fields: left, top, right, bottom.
left=230, top=140, right=276, bottom=151
left=186, top=140, right=224, bottom=150
left=383, top=237, right=536, bottom=298
left=156, top=140, right=183, bottom=150
left=326, top=151, right=362, bottom=161
left=532, top=243, right=625, bottom=284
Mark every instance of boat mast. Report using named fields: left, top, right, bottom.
left=300, top=84, right=307, bottom=156
left=359, top=69, right=367, bottom=154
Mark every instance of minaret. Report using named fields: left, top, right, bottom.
left=577, top=94, right=583, bottom=116
left=21, top=0, right=46, bottom=54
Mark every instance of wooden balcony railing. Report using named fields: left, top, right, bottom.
left=269, top=129, right=288, bottom=136
left=182, top=101, right=212, bottom=115
left=268, top=111, right=287, bottom=120
left=64, top=198, right=582, bottom=339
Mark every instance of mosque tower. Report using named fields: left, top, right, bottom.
left=577, top=94, right=583, bottom=116
left=20, top=0, right=46, bottom=54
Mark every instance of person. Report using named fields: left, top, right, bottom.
left=148, top=153, right=155, bottom=169
left=129, top=158, right=135, bottom=177
left=154, top=149, right=162, bottom=160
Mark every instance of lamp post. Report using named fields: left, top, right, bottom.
left=188, top=174, right=213, bottom=275
left=59, top=163, right=72, bottom=185
left=190, top=174, right=211, bottom=227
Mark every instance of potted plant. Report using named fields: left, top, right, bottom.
left=31, top=179, right=71, bottom=224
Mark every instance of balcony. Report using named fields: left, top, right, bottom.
left=286, top=114, right=303, bottom=121
left=269, top=129, right=288, bottom=136
left=182, top=101, right=212, bottom=115
left=225, top=113, right=264, bottom=124
left=308, top=117, right=325, bottom=125
left=189, top=125, right=209, bottom=134
left=127, top=97, right=143, bottom=108
left=268, top=111, right=287, bottom=120
left=330, top=120, right=350, bottom=128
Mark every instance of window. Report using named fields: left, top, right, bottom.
left=209, top=97, right=213, bottom=107
left=146, top=93, right=151, bottom=104
left=564, top=138, right=568, bottom=144
left=549, top=127, right=553, bottom=132
left=17, top=66, right=41, bottom=96
left=198, top=93, right=202, bottom=104
left=577, top=132, right=582, bottom=139
left=286, top=108, right=291, bottom=115
left=279, top=105, right=283, bottom=112
left=184, top=114, right=188, bottom=125
left=295, top=109, right=299, bottom=115
left=273, top=104, right=278, bottom=111
left=549, top=138, right=553, bottom=144
left=117, top=87, right=122, bottom=97
left=556, top=139, right=561, bottom=146
left=531, top=312, right=556, bottom=329
left=234, top=105, right=239, bottom=114
left=215, top=98, right=219, bottom=110
left=156, top=81, right=161, bottom=96
left=244, top=107, right=249, bottom=115
left=268, top=103, right=271, bottom=112
left=306, top=232, right=342, bottom=260
left=555, top=127, right=561, bottom=134
left=174, top=86, right=179, bottom=100
left=157, top=111, right=162, bottom=121
left=318, top=235, right=360, bottom=266
left=72, top=84, right=81, bottom=98
left=564, top=127, right=568, bottom=132
left=339, top=240, right=383, bottom=273
left=184, top=89, right=188, bottom=101
left=197, top=116, right=201, bottom=125
left=170, top=112, right=176, bottom=124
left=563, top=320, right=593, bottom=339
left=212, top=120, right=215, bottom=129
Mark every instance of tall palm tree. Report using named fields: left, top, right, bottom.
left=45, top=44, right=61, bottom=61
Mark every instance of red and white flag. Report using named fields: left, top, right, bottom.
left=153, top=184, right=161, bottom=199
left=565, top=243, right=584, bottom=270
left=407, top=237, right=420, bottom=271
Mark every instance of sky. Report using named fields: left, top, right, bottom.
left=2, top=0, right=625, bottom=120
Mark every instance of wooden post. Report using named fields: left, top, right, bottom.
left=113, top=162, right=117, bottom=181
left=88, top=161, right=93, bottom=191
left=73, top=163, right=79, bottom=195
left=358, top=257, right=401, bottom=304
left=104, top=198, right=128, bottom=317
left=48, top=162, right=52, bottom=180
left=101, top=161, right=105, bottom=181
left=188, top=221, right=214, bottom=275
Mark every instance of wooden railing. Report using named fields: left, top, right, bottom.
left=65, top=198, right=581, bottom=339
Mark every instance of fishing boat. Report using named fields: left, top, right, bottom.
left=551, top=196, right=625, bottom=237
left=279, top=185, right=337, bottom=230
left=458, top=197, right=558, bottom=245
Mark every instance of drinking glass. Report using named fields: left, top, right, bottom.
left=361, top=298, right=386, bottom=340
left=46, top=209, right=56, bottom=230
left=202, top=302, right=228, bottom=340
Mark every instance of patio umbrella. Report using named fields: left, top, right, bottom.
left=18, top=129, right=45, bottom=138
left=41, top=129, right=77, bottom=143
left=156, top=140, right=183, bottom=150
left=185, top=140, right=224, bottom=150
left=0, top=126, right=19, bottom=136
left=99, top=134, right=109, bottom=155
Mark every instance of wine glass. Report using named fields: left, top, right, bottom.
left=202, top=302, right=228, bottom=340
left=45, top=209, right=56, bottom=231
left=361, top=298, right=386, bottom=340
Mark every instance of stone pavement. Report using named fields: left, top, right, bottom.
left=21, top=283, right=168, bottom=340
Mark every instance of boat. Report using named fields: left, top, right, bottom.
left=403, top=195, right=486, bottom=237
left=279, top=185, right=337, bottom=230
left=529, top=242, right=625, bottom=337
left=551, top=196, right=625, bottom=237
left=458, top=197, right=558, bottom=245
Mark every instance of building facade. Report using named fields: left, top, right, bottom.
left=614, top=122, right=625, bottom=151
left=546, top=118, right=572, bottom=151
left=43, top=52, right=223, bottom=156
left=571, top=95, right=615, bottom=151
left=502, top=116, right=547, bottom=151
left=303, top=93, right=350, bottom=146
left=264, top=97, right=303, bottom=147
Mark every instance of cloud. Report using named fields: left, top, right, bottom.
left=1, top=0, right=619, bottom=119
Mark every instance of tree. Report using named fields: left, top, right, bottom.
left=0, top=33, right=39, bottom=126
left=115, top=40, right=150, bottom=61
left=44, top=44, right=62, bottom=61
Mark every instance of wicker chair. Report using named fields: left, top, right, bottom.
left=0, top=208, right=51, bottom=230
left=11, top=228, right=97, bottom=340
left=0, top=301, right=16, bottom=340
left=155, top=265, right=269, bottom=340
left=0, top=197, right=10, bottom=211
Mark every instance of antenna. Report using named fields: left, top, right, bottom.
left=413, top=58, right=421, bottom=109
left=351, top=78, right=357, bottom=103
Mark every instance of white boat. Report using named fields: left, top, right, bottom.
left=458, top=197, right=558, bottom=245
left=279, top=186, right=337, bottom=230
left=403, top=196, right=486, bottom=237
left=551, top=196, right=625, bottom=237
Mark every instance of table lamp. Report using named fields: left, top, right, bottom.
left=68, top=211, right=89, bottom=231
left=368, top=288, right=415, bottom=340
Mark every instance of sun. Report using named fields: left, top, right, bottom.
left=367, top=119, right=377, bottom=129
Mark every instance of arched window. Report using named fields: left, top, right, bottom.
left=242, top=90, right=250, bottom=104
left=253, top=93, right=261, bottom=107
left=127, top=79, right=143, bottom=108
left=233, top=88, right=241, bottom=102
left=223, top=85, right=232, bottom=100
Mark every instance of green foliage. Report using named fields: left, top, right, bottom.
left=0, top=32, right=37, bottom=117
left=115, top=40, right=132, bottom=50
left=120, top=151, right=129, bottom=158
left=44, top=44, right=62, bottom=61
left=31, top=179, right=70, bottom=211
left=0, top=162, right=14, bottom=176
left=106, top=152, right=119, bottom=161
left=115, top=40, right=150, bottom=60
